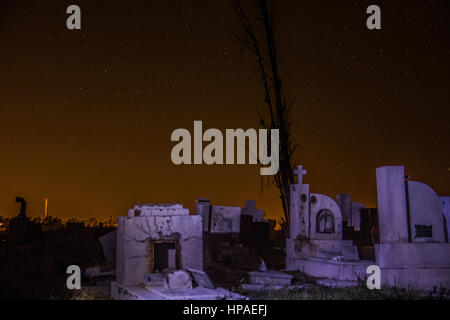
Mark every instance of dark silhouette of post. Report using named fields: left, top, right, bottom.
left=15, top=197, right=27, bottom=217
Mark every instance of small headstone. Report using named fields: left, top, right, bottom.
left=350, top=202, right=366, bottom=231
left=336, top=194, right=351, bottom=223
left=241, top=200, right=264, bottom=222
left=376, top=166, right=410, bottom=243
left=210, top=206, right=241, bottom=233
left=195, top=198, right=211, bottom=232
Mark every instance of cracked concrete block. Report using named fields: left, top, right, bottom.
left=116, top=204, right=203, bottom=286
left=166, top=270, right=192, bottom=289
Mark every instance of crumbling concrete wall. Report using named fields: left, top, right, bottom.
left=116, top=204, right=202, bottom=286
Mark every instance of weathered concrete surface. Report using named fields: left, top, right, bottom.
left=286, top=256, right=372, bottom=281
left=128, top=204, right=190, bottom=217
left=247, top=270, right=293, bottom=285
left=309, top=193, right=343, bottom=241
left=408, top=181, right=446, bottom=242
left=336, top=195, right=365, bottom=231
left=290, top=183, right=310, bottom=239
left=375, top=243, right=450, bottom=268
left=374, top=167, right=450, bottom=290
left=144, top=273, right=165, bottom=287
left=286, top=239, right=357, bottom=261
left=336, top=194, right=351, bottom=224
left=350, top=202, right=366, bottom=231
left=287, top=165, right=362, bottom=284
left=379, top=267, right=450, bottom=291
left=210, top=206, right=241, bottom=233
left=374, top=243, right=450, bottom=291
left=116, top=204, right=202, bottom=286
left=111, top=281, right=247, bottom=300
left=195, top=198, right=211, bottom=232
left=166, top=270, right=192, bottom=289
left=376, top=166, right=409, bottom=243
left=241, top=284, right=305, bottom=291
left=187, top=268, right=215, bottom=289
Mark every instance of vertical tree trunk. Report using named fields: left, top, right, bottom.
left=231, top=0, right=297, bottom=226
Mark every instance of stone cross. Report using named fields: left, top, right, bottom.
left=294, top=165, right=307, bottom=185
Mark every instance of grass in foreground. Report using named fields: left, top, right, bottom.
left=237, top=284, right=450, bottom=300
left=64, top=283, right=450, bottom=300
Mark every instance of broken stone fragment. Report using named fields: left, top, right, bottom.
left=187, top=268, right=215, bottom=289
left=165, top=270, right=193, bottom=289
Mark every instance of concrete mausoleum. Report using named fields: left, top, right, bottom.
left=108, top=164, right=450, bottom=298
left=115, top=204, right=203, bottom=287
left=286, top=165, right=372, bottom=282
left=375, top=166, right=450, bottom=290
left=287, top=164, right=450, bottom=290
left=111, top=203, right=249, bottom=300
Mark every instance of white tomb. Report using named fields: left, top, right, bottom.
left=286, top=165, right=370, bottom=282
left=241, top=200, right=265, bottom=222
left=115, top=204, right=203, bottom=287
left=375, top=166, right=450, bottom=290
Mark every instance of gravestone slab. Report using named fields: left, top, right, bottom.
left=376, top=166, right=409, bottom=243
left=195, top=198, right=211, bottom=232
left=350, top=202, right=366, bottom=231
left=210, top=206, right=241, bottom=233
left=241, top=200, right=264, bottom=222
left=336, top=194, right=351, bottom=223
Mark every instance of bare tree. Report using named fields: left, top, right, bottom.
left=231, top=0, right=297, bottom=226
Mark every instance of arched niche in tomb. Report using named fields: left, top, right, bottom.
left=407, top=181, right=446, bottom=243
left=309, top=193, right=343, bottom=240
left=316, top=209, right=335, bottom=234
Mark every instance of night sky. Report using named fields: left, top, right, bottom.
left=0, top=1, right=449, bottom=220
